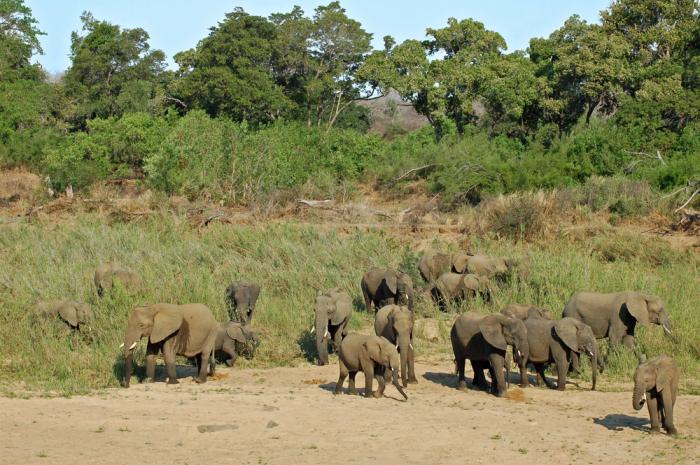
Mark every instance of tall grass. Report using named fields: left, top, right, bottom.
left=0, top=214, right=698, bottom=394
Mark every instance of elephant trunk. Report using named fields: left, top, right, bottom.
left=122, top=326, right=141, bottom=388
left=660, top=313, right=674, bottom=339
left=391, top=367, right=408, bottom=400
left=591, top=348, right=598, bottom=391
left=406, top=291, right=414, bottom=312
left=315, top=319, right=329, bottom=366
left=398, top=334, right=410, bottom=387
left=632, top=384, right=646, bottom=410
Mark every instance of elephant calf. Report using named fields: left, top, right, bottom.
left=335, top=334, right=408, bottom=400
left=418, top=251, right=451, bottom=283
left=633, top=355, right=679, bottom=435
left=214, top=321, right=260, bottom=367
left=35, top=300, right=92, bottom=330
left=522, top=317, right=597, bottom=391
left=313, top=287, right=352, bottom=366
left=225, top=281, right=261, bottom=325
left=374, top=305, right=416, bottom=386
left=431, top=272, right=491, bottom=310
left=500, top=304, right=552, bottom=321
left=94, top=262, right=142, bottom=297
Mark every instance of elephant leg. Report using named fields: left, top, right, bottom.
left=647, top=395, right=660, bottom=433
left=407, top=340, right=418, bottom=384
left=621, top=334, right=636, bottom=349
left=471, top=360, right=488, bottom=390
left=488, top=354, right=507, bottom=397
left=145, top=343, right=158, bottom=382
left=556, top=359, right=569, bottom=391
left=195, top=352, right=209, bottom=383
left=373, top=372, right=386, bottom=398
left=348, top=371, right=358, bottom=395
left=223, top=341, right=238, bottom=367
left=569, top=351, right=580, bottom=374
left=520, top=360, right=530, bottom=388
left=456, top=356, right=467, bottom=391
left=361, top=358, right=375, bottom=398
left=660, top=391, right=677, bottom=435
left=335, top=360, right=348, bottom=395
left=163, top=346, right=178, bottom=385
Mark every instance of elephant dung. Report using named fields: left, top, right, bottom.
left=415, top=318, right=440, bottom=342
left=197, top=424, right=239, bottom=433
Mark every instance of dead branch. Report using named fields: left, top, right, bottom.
left=393, top=164, right=437, bottom=183
left=675, top=189, right=700, bottom=212
left=201, top=213, right=225, bottom=227
left=296, top=199, right=335, bottom=209
left=164, top=95, right=187, bottom=109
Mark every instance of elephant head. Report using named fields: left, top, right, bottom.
left=480, top=314, right=529, bottom=370
left=121, top=305, right=183, bottom=388
left=451, top=253, right=472, bottom=274
left=624, top=293, right=672, bottom=335
left=363, top=337, right=408, bottom=400
left=553, top=318, right=598, bottom=390
left=633, top=356, right=674, bottom=410
left=386, top=271, right=414, bottom=311
left=313, top=293, right=347, bottom=365
left=384, top=306, right=414, bottom=387
left=226, top=322, right=260, bottom=359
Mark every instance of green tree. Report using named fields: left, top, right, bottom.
left=64, top=12, right=166, bottom=124
left=0, top=0, right=44, bottom=80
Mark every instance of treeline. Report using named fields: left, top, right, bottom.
left=0, top=0, right=698, bottom=205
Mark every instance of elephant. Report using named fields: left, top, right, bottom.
left=94, top=262, right=142, bottom=297
left=312, top=287, right=353, bottom=366
left=633, top=354, right=679, bottom=435
left=374, top=305, right=417, bottom=386
left=451, top=312, right=529, bottom=397
left=418, top=252, right=451, bottom=283
left=214, top=321, right=260, bottom=367
left=452, top=254, right=524, bottom=281
left=500, top=304, right=552, bottom=321
left=361, top=268, right=414, bottom=312
left=225, top=281, right=261, bottom=325
left=562, top=291, right=672, bottom=355
left=430, top=272, right=491, bottom=309
left=334, top=334, right=408, bottom=400
left=521, top=317, right=597, bottom=391
left=121, top=303, right=218, bottom=388
left=34, top=300, right=92, bottom=330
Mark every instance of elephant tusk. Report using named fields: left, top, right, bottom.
left=129, top=342, right=137, bottom=350
left=663, top=325, right=672, bottom=335
left=310, top=325, right=315, bottom=334
left=119, top=343, right=125, bottom=348
left=516, top=349, right=522, bottom=359
left=409, top=343, right=414, bottom=350
left=324, top=329, right=329, bottom=339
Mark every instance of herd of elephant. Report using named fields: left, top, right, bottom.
left=34, top=252, right=680, bottom=436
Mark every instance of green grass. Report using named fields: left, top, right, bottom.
left=0, top=212, right=698, bottom=395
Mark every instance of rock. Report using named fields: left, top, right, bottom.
left=414, top=318, right=440, bottom=342
left=266, top=420, right=278, bottom=429
left=197, top=424, right=239, bottom=433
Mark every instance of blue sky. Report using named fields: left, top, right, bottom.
left=28, top=0, right=612, bottom=73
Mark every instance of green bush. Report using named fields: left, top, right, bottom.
left=43, top=132, right=116, bottom=191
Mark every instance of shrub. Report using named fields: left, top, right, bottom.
left=480, top=192, right=551, bottom=241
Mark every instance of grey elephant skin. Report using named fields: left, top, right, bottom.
left=451, top=312, right=529, bottom=397
left=500, top=304, right=552, bottom=320
left=563, top=291, right=672, bottom=348
left=633, top=355, right=678, bottom=435
left=225, top=282, right=261, bottom=325
left=418, top=252, right=451, bottom=283
left=313, top=288, right=352, bottom=366
left=361, top=268, right=414, bottom=312
left=452, top=254, right=518, bottom=279
left=522, top=317, right=597, bottom=391
left=431, top=272, right=491, bottom=309
left=35, top=300, right=92, bottom=330
left=94, top=262, right=142, bottom=297
left=121, top=303, right=218, bottom=388
left=374, top=305, right=417, bottom=386
left=335, top=334, right=407, bottom=400
left=214, top=321, right=260, bottom=367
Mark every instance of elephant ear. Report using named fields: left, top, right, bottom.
left=329, top=299, right=348, bottom=326
left=363, top=338, right=383, bottom=363
left=384, top=274, right=398, bottom=295
left=553, top=319, right=579, bottom=353
left=452, top=255, right=469, bottom=273
left=150, top=309, right=183, bottom=343
left=57, top=304, right=79, bottom=328
left=226, top=322, right=247, bottom=343
left=655, top=363, right=670, bottom=393
left=624, top=293, right=650, bottom=326
left=479, top=315, right=507, bottom=351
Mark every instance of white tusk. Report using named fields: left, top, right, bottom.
left=516, top=349, right=522, bottom=359
left=129, top=342, right=137, bottom=350
left=310, top=325, right=315, bottom=334
left=663, top=326, right=672, bottom=335
left=119, top=343, right=125, bottom=348
left=324, top=329, right=329, bottom=339
left=409, top=343, right=414, bottom=350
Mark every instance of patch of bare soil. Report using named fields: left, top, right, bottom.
left=0, top=168, right=41, bottom=215
left=1, top=360, right=698, bottom=465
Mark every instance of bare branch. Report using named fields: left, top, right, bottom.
left=675, top=189, right=700, bottom=213
left=393, top=164, right=437, bottom=183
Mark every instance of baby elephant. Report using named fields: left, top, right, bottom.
left=94, top=262, right=142, bottom=297
left=214, top=321, right=260, bottom=367
left=335, top=334, right=408, bottom=400
left=633, top=355, right=679, bottom=435
left=35, top=300, right=92, bottom=330
left=500, top=303, right=552, bottom=320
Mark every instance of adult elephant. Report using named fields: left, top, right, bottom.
left=451, top=312, right=529, bottom=397
left=225, top=282, right=261, bottom=325
left=94, top=262, right=142, bottom=297
left=214, top=321, right=260, bottom=367
left=121, top=303, right=218, bottom=387
left=312, top=288, right=353, bottom=366
left=374, top=305, right=417, bottom=386
left=563, top=291, right=672, bottom=348
left=431, top=272, right=491, bottom=310
left=418, top=252, right=451, bottom=283
left=35, top=300, right=92, bottom=330
left=361, top=268, right=414, bottom=312
left=335, top=334, right=408, bottom=400
left=522, top=317, right=597, bottom=391
left=500, top=304, right=552, bottom=321
left=452, top=254, right=520, bottom=280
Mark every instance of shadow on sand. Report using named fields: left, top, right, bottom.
left=593, top=414, right=649, bottom=432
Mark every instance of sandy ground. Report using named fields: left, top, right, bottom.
left=1, top=360, right=698, bottom=465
